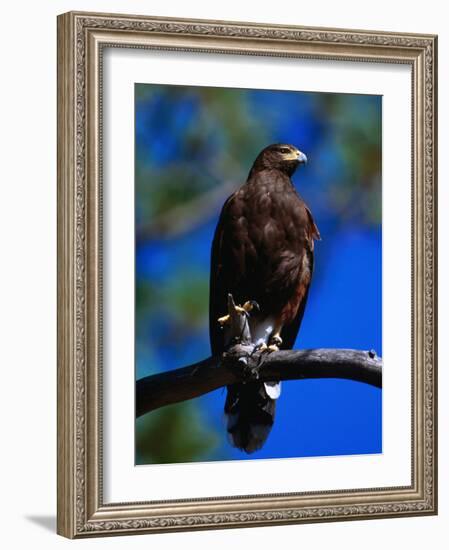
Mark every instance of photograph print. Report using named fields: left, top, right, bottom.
left=134, top=82, right=382, bottom=465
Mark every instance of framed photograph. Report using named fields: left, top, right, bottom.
left=57, top=11, right=438, bottom=538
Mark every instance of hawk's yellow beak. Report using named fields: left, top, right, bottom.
left=283, top=149, right=307, bottom=163
left=297, top=150, right=307, bottom=164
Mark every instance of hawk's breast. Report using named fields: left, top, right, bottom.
left=222, top=171, right=311, bottom=320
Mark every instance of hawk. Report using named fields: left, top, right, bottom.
left=209, top=143, right=320, bottom=453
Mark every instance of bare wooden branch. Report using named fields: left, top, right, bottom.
left=136, top=347, right=382, bottom=418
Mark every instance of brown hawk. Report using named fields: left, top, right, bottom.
left=209, top=143, right=320, bottom=453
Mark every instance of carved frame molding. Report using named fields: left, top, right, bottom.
left=57, top=11, right=437, bottom=538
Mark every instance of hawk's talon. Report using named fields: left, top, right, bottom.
left=218, top=314, right=230, bottom=326
left=267, top=344, right=280, bottom=353
left=218, top=299, right=259, bottom=327
left=242, top=300, right=260, bottom=314
left=253, top=341, right=268, bottom=353
left=269, top=334, right=283, bottom=347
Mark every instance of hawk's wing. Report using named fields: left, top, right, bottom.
left=280, top=250, right=313, bottom=349
left=209, top=195, right=234, bottom=356
left=280, top=204, right=320, bottom=350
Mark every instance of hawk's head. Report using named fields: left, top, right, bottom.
left=251, top=143, right=307, bottom=176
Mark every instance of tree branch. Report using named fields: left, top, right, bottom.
left=136, top=347, right=382, bottom=418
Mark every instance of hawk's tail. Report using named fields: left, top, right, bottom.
left=224, top=381, right=281, bottom=453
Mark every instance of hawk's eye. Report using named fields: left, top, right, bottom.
left=279, top=147, right=290, bottom=154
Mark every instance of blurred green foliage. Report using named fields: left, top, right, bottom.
left=135, top=84, right=381, bottom=234
left=136, top=401, right=219, bottom=465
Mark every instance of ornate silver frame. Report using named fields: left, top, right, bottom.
left=57, top=11, right=438, bottom=538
